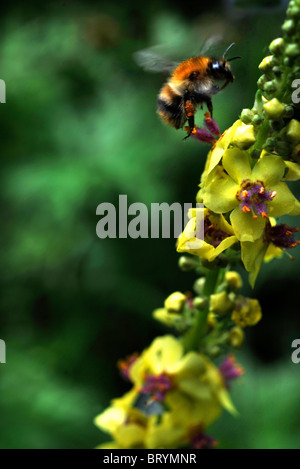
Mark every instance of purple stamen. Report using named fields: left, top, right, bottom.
left=140, top=373, right=172, bottom=402
left=219, top=355, right=243, bottom=389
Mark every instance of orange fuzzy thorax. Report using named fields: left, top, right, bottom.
left=170, top=56, right=211, bottom=84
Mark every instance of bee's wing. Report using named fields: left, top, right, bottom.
left=199, top=34, right=224, bottom=55
left=133, top=48, right=179, bottom=73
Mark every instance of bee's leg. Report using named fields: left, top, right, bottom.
left=205, top=98, right=213, bottom=118
left=183, top=91, right=195, bottom=140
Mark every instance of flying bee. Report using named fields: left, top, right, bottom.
left=135, top=43, right=240, bottom=139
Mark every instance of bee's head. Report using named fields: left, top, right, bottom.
left=209, top=43, right=241, bottom=83
left=209, top=58, right=235, bottom=82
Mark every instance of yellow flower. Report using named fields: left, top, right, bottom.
left=94, top=389, right=147, bottom=449
left=231, top=296, right=262, bottom=328
left=177, top=207, right=238, bottom=261
left=201, top=148, right=300, bottom=243
left=129, top=335, right=236, bottom=419
left=201, top=120, right=242, bottom=180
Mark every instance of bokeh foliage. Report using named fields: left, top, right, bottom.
left=0, top=0, right=299, bottom=448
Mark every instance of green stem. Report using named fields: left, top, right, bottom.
left=183, top=267, right=221, bottom=352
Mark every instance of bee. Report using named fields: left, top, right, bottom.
left=135, top=43, right=240, bottom=139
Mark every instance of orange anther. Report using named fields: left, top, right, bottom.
left=242, top=206, right=251, bottom=213
left=241, top=190, right=249, bottom=198
left=261, top=211, right=268, bottom=218
left=270, top=191, right=277, bottom=199
left=253, top=215, right=258, bottom=219
left=259, top=186, right=265, bottom=194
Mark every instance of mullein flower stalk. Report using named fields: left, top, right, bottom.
left=95, top=0, right=300, bottom=449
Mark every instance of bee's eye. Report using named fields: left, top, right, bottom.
left=212, top=62, right=220, bottom=70
left=189, top=71, right=199, bottom=80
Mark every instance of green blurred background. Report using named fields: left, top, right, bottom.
left=0, top=0, right=300, bottom=449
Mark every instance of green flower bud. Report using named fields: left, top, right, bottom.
left=252, top=114, right=264, bottom=125
left=272, top=66, right=283, bottom=77
left=287, top=5, right=300, bottom=17
left=274, top=140, right=292, bottom=157
left=282, top=19, right=295, bottom=33
left=286, top=119, right=300, bottom=144
left=257, top=75, right=267, bottom=89
left=263, top=137, right=276, bottom=152
left=269, top=38, right=285, bottom=55
left=224, top=271, right=243, bottom=291
left=193, top=277, right=205, bottom=295
left=178, top=255, right=199, bottom=272
left=263, top=98, right=285, bottom=120
left=263, top=80, right=277, bottom=93
left=193, top=296, right=208, bottom=310
left=207, top=345, right=222, bottom=358
left=285, top=43, right=300, bottom=57
left=283, top=106, right=294, bottom=118
left=240, top=108, right=254, bottom=124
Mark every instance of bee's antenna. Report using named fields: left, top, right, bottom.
left=222, top=42, right=235, bottom=58
left=227, top=56, right=242, bottom=62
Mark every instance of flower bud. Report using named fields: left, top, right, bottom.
left=286, top=119, right=300, bottom=144
left=269, top=38, right=285, bottom=55
left=282, top=19, right=295, bottom=33
left=274, top=140, right=291, bottom=157
left=257, top=75, right=267, bottom=89
left=263, top=80, right=277, bottom=93
left=224, top=271, right=243, bottom=291
left=178, top=255, right=198, bottom=272
left=210, top=291, right=234, bottom=316
left=164, top=292, right=186, bottom=312
left=240, top=108, right=254, bottom=124
left=272, top=66, right=283, bottom=77
left=252, top=114, right=263, bottom=125
left=283, top=106, right=294, bottom=118
left=263, top=98, right=285, bottom=120
left=193, top=296, right=208, bottom=310
left=285, top=43, right=300, bottom=57
left=231, top=124, right=256, bottom=149
left=227, top=327, right=245, bottom=349
left=258, top=55, right=274, bottom=71
left=193, top=277, right=205, bottom=295
left=287, top=5, right=300, bottom=18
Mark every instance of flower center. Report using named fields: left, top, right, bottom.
left=219, top=355, right=244, bottom=389
left=140, top=372, right=173, bottom=402
left=204, top=216, right=230, bottom=247
left=236, top=179, right=277, bottom=219
left=265, top=222, right=300, bottom=250
left=190, top=428, right=218, bottom=449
